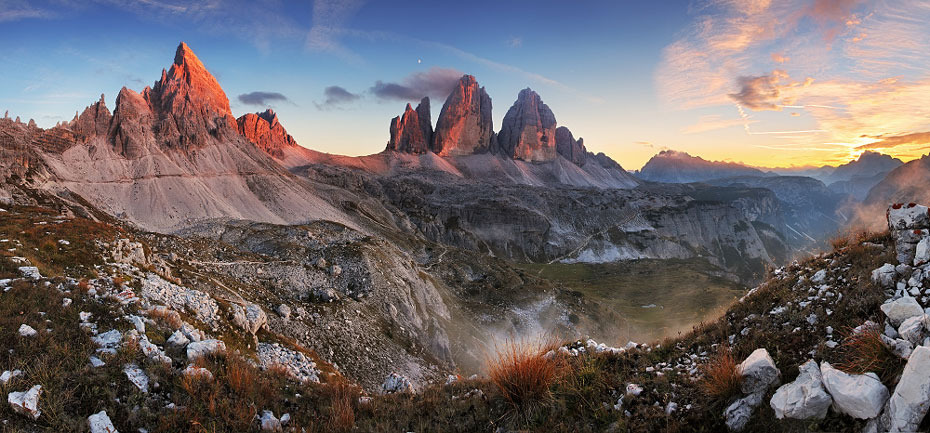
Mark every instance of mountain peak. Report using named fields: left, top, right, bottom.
left=155, top=41, right=232, bottom=117
left=237, top=110, right=298, bottom=158
left=387, top=98, right=432, bottom=154
left=432, top=75, right=493, bottom=156
left=497, top=87, right=557, bottom=161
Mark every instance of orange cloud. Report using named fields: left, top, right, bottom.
left=771, top=52, right=790, bottom=63
left=856, top=131, right=930, bottom=150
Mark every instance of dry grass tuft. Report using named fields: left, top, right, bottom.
left=835, top=325, right=904, bottom=383
left=486, top=337, right=562, bottom=407
left=324, top=378, right=360, bottom=432
left=697, top=346, right=743, bottom=402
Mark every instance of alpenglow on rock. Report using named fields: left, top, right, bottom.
left=432, top=75, right=493, bottom=156
left=237, top=109, right=298, bottom=159
left=496, top=88, right=557, bottom=162
left=386, top=97, right=432, bottom=154
left=109, top=42, right=239, bottom=157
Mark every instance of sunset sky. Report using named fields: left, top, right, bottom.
left=2, top=0, right=930, bottom=169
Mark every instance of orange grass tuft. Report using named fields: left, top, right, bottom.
left=698, top=346, right=743, bottom=401
left=835, top=325, right=904, bottom=383
left=486, top=337, right=562, bottom=407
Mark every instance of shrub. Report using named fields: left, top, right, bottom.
left=486, top=337, right=561, bottom=407
left=697, top=346, right=743, bottom=402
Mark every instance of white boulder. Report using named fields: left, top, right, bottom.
left=897, top=315, right=926, bottom=344
left=123, top=364, right=149, bottom=393
left=820, top=361, right=888, bottom=419
left=231, top=303, right=267, bottom=335
left=18, top=266, right=41, bottom=280
left=881, top=296, right=924, bottom=327
left=872, top=264, right=897, bottom=289
left=88, top=410, right=119, bottom=433
left=182, top=365, right=214, bottom=382
left=17, top=324, right=37, bottom=337
left=381, top=372, right=415, bottom=394
left=888, top=204, right=930, bottom=230
left=884, top=346, right=930, bottom=432
left=739, top=348, right=780, bottom=394
left=915, top=237, right=930, bottom=266
left=811, top=270, right=827, bottom=285
left=769, top=360, right=832, bottom=419
left=724, top=391, right=763, bottom=432
left=260, top=410, right=282, bottom=431
left=186, top=339, right=226, bottom=360
left=7, top=384, right=42, bottom=420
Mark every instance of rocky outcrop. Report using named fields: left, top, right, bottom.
left=432, top=75, right=493, bottom=156
left=496, top=88, right=557, bottom=162
left=556, top=126, right=586, bottom=166
left=820, top=361, right=888, bottom=419
left=71, top=94, right=111, bottom=141
left=386, top=98, right=432, bottom=154
left=237, top=109, right=298, bottom=159
left=769, top=360, right=832, bottom=420
left=108, top=42, right=238, bottom=157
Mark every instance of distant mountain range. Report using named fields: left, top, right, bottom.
left=634, top=150, right=769, bottom=183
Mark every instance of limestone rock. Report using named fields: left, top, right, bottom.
left=555, top=126, right=587, bottom=166
left=769, top=360, right=832, bottom=419
left=187, top=339, right=226, bottom=360
left=897, top=315, right=926, bottom=344
left=739, top=348, right=780, bottom=395
left=88, top=410, right=118, bottom=433
left=872, top=263, right=897, bottom=288
left=820, top=361, right=888, bottom=419
left=237, top=109, right=298, bottom=159
left=496, top=88, right=557, bottom=161
left=432, top=75, right=493, bottom=156
left=888, top=203, right=930, bottom=231
left=18, top=324, right=37, bottom=337
left=7, top=384, right=42, bottom=420
left=260, top=410, right=282, bottom=432
left=231, top=303, right=267, bottom=335
left=72, top=94, right=112, bottom=142
left=724, top=391, right=763, bottom=432
left=881, top=296, right=924, bottom=327
left=182, top=365, right=214, bottom=382
left=381, top=372, right=415, bottom=394
left=123, top=364, right=149, bottom=393
left=884, top=346, right=930, bottom=432
left=386, top=97, right=432, bottom=154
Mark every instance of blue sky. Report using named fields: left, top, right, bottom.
left=3, top=0, right=930, bottom=169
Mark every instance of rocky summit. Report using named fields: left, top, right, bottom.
left=432, top=74, right=494, bottom=156
left=496, top=88, right=558, bottom=161
left=237, top=109, right=299, bottom=159
left=386, top=97, right=432, bottom=154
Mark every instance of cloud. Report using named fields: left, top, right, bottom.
left=771, top=52, right=790, bottom=63
left=507, top=36, right=523, bottom=48
left=728, top=69, right=795, bottom=110
left=856, top=131, right=930, bottom=150
left=0, top=1, right=55, bottom=21
left=682, top=115, right=757, bottom=134
left=237, top=91, right=292, bottom=106
left=315, top=86, right=360, bottom=109
left=305, top=0, right=366, bottom=63
left=369, top=67, right=464, bottom=101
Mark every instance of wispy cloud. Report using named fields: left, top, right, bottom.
left=682, top=114, right=756, bottom=134
left=856, top=131, right=930, bottom=150
left=507, top=36, right=523, bottom=48
left=369, top=67, right=463, bottom=102
left=237, top=91, right=293, bottom=107
left=305, top=0, right=366, bottom=63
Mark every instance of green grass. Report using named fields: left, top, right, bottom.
left=516, top=259, right=746, bottom=344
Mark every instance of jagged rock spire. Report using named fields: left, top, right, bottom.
left=237, top=108, right=298, bottom=158
left=432, top=75, right=493, bottom=156
left=497, top=88, right=557, bottom=162
left=387, top=97, right=433, bottom=154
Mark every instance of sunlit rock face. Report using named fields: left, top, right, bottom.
left=386, top=97, right=432, bottom=154
left=496, top=88, right=557, bottom=162
left=432, top=75, right=493, bottom=156
left=555, top=126, right=587, bottom=166
left=108, top=42, right=239, bottom=157
left=237, top=109, right=298, bottom=159
left=71, top=94, right=112, bottom=142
